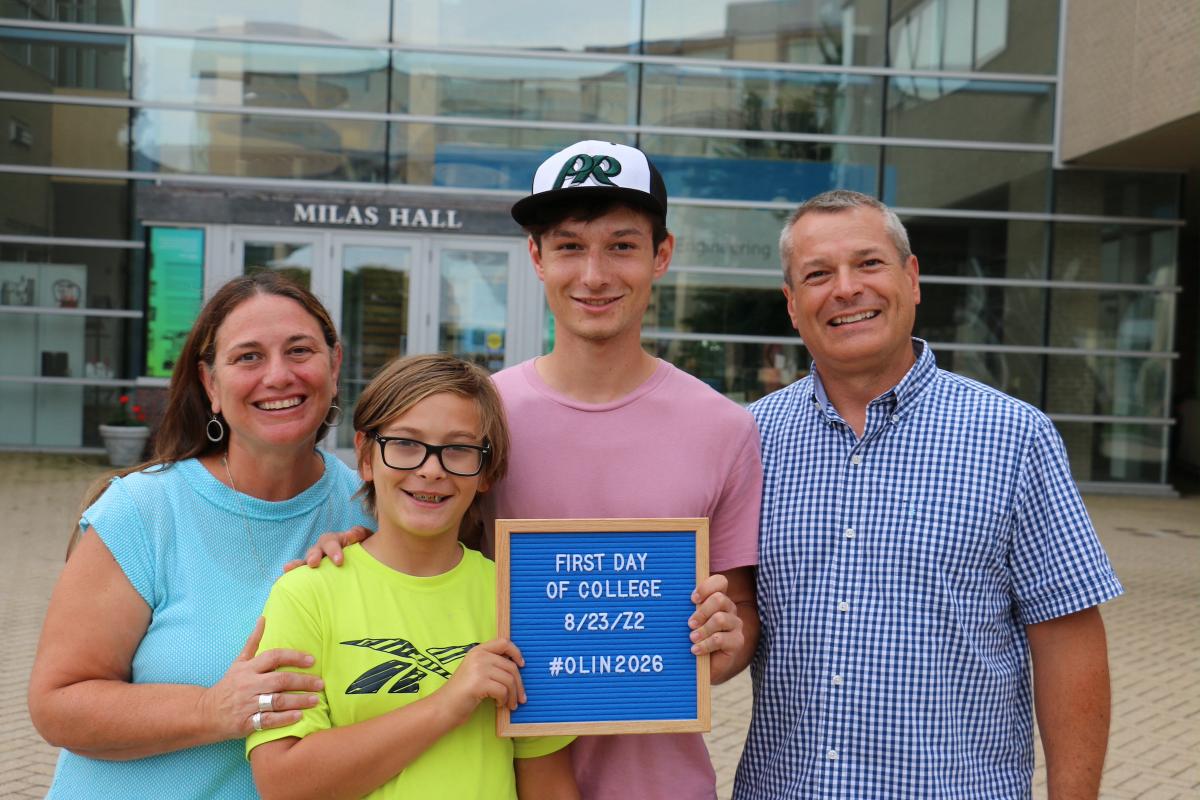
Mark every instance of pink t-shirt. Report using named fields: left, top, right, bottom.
left=484, top=358, right=762, bottom=800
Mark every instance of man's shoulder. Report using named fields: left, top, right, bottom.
left=659, top=362, right=753, bottom=416
left=930, top=368, right=1052, bottom=433
left=747, top=377, right=810, bottom=425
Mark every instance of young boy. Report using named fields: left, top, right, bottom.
left=246, top=354, right=576, bottom=799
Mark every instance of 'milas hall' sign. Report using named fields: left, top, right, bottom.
left=292, top=203, right=464, bottom=229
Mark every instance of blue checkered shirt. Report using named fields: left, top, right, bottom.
left=733, top=340, right=1123, bottom=799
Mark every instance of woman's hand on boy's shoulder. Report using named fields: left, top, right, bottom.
left=283, top=525, right=374, bottom=573
left=436, top=638, right=527, bottom=726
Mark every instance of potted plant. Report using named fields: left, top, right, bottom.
left=98, top=392, right=151, bottom=467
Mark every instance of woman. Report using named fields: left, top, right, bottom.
left=28, top=272, right=374, bottom=799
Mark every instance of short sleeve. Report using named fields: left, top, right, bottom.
left=1009, top=421, right=1124, bottom=625
left=512, top=734, right=574, bottom=760
left=245, top=576, right=331, bottom=757
left=709, top=415, right=762, bottom=573
left=81, top=477, right=157, bottom=609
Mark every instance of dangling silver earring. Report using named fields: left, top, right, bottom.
left=206, top=415, right=225, bottom=442
left=324, top=404, right=343, bottom=426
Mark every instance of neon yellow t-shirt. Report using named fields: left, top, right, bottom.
left=246, top=543, right=570, bottom=799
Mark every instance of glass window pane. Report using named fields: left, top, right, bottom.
left=1054, top=170, right=1182, bottom=220
left=133, top=109, right=387, bottom=182
left=1048, top=289, right=1173, bottom=353
left=645, top=337, right=811, bottom=404
left=0, top=173, right=129, bottom=239
left=644, top=134, right=879, bottom=203
left=886, top=78, right=1054, bottom=144
left=1056, top=421, right=1167, bottom=484
left=930, top=347, right=1041, bottom=405
left=642, top=64, right=881, bottom=137
left=2, top=0, right=129, bottom=25
left=669, top=205, right=790, bottom=272
left=438, top=249, right=508, bottom=373
left=393, top=0, right=639, bottom=52
left=914, top=282, right=1045, bottom=347
left=889, top=0, right=1055, bottom=75
left=1046, top=354, right=1170, bottom=419
left=0, top=242, right=132, bottom=311
left=390, top=123, right=634, bottom=191
left=902, top=216, right=1046, bottom=280
left=974, top=0, right=1010, bottom=67
left=136, top=1, right=389, bottom=42
left=338, top=246, right=411, bottom=448
left=644, top=0, right=888, bottom=67
left=0, top=27, right=129, bottom=93
left=134, top=37, right=389, bottom=112
left=1050, top=222, right=1178, bottom=285
left=883, top=147, right=1049, bottom=212
left=0, top=99, right=128, bottom=170
left=243, top=241, right=312, bottom=289
left=646, top=272, right=792, bottom=338
left=392, top=53, right=636, bottom=125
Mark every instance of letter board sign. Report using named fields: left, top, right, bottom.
left=496, top=518, right=710, bottom=736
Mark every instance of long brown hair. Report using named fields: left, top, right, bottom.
left=70, top=273, right=340, bottom=556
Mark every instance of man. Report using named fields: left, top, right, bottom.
left=733, top=190, right=1122, bottom=799
left=485, top=140, right=763, bottom=799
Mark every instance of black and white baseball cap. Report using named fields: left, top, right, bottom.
left=511, top=140, right=668, bottom=226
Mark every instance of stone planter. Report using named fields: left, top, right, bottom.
left=98, top=424, right=151, bottom=467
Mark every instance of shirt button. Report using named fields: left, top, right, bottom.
left=850, top=454, right=862, bottom=466
left=891, top=414, right=900, bottom=422
left=827, top=749, right=839, bottom=760
left=832, top=674, right=844, bottom=686
left=837, top=601, right=850, bottom=612
left=843, top=527, right=855, bottom=539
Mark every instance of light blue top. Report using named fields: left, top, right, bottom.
left=735, top=340, right=1123, bottom=800
left=47, top=451, right=374, bottom=800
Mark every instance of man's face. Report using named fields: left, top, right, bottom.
left=782, top=206, right=920, bottom=380
left=530, top=206, right=673, bottom=347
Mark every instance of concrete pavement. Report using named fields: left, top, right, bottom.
left=0, top=454, right=1196, bottom=798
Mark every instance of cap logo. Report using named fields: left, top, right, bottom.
left=555, top=153, right=622, bottom=189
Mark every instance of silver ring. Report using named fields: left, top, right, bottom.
left=257, top=693, right=274, bottom=713
left=251, top=711, right=264, bottom=732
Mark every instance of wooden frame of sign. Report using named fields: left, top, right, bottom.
left=495, top=518, right=711, bottom=736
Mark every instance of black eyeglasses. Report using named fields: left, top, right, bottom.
left=370, top=432, right=490, bottom=477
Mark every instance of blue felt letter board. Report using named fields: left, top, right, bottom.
left=496, top=518, right=710, bottom=736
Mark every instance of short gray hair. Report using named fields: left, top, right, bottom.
left=778, top=190, right=912, bottom=284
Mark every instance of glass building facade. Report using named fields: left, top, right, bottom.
left=0, top=0, right=1185, bottom=491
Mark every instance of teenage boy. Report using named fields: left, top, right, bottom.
left=483, top=140, right=763, bottom=799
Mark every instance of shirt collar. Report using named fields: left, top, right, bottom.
left=806, top=338, right=937, bottom=420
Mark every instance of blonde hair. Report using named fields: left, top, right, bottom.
left=352, top=354, right=509, bottom=516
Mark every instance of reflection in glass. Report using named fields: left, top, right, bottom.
left=641, top=65, right=880, bottom=137
left=392, top=53, right=635, bottom=125
left=887, top=0, right=1056, bottom=75
left=243, top=241, right=312, bottom=289
left=0, top=27, right=128, bottom=93
left=647, top=272, right=791, bottom=338
left=1046, top=354, right=1170, bottom=420
left=902, top=216, right=1045, bottom=280
left=438, top=249, right=508, bottom=373
left=932, top=347, right=1041, bottom=406
left=643, top=0, right=887, bottom=67
left=136, top=1, right=389, bottom=41
left=1048, top=289, right=1174, bottom=353
left=134, top=37, right=389, bottom=112
left=0, top=174, right=129, bottom=239
left=1054, top=170, right=1182, bottom=220
left=390, top=124, right=633, bottom=190
left=1056, top=421, right=1167, bottom=484
left=133, top=109, right=387, bottom=182
left=2, top=0, right=129, bottom=25
left=0, top=243, right=130, bottom=311
left=645, top=338, right=810, bottom=404
left=883, top=147, right=1049, bottom=212
left=916, top=283, right=1044, bottom=348
left=642, top=135, right=878, bottom=202
left=0, top=100, right=127, bottom=170
left=886, top=78, right=1053, bottom=144
left=668, top=205, right=789, bottom=271
left=338, top=246, right=411, bottom=448
left=1050, top=223, right=1179, bottom=285
left=393, top=0, right=639, bottom=52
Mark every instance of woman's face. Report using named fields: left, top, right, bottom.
left=200, top=292, right=342, bottom=453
